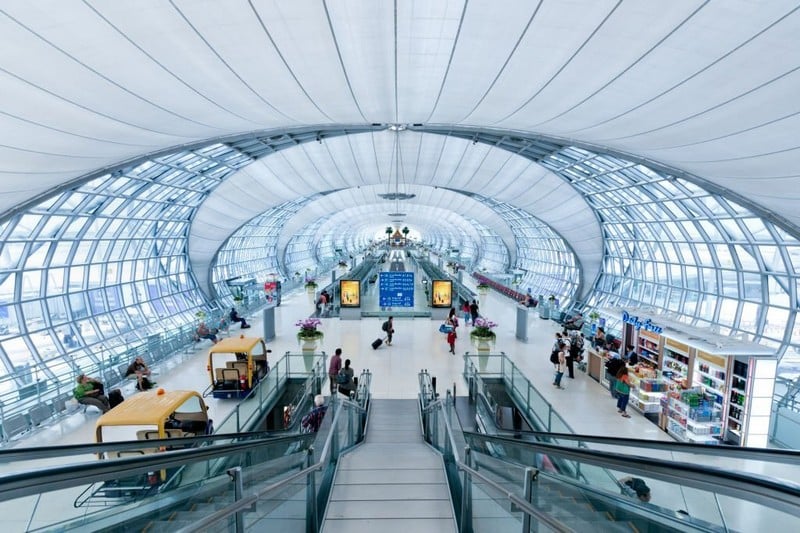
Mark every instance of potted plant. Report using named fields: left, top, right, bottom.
left=477, top=281, right=490, bottom=295
left=470, top=317, right=497, bottom=352
left=337, top=260, right=348, bottom=272
left=588, top=311, right=600, bottom=323
left=304, top=278, right=318, bottom=293
left=232, top=288, right=244, bottom=303
left=295, top=318, right=325, bottom=344
left=195, top=310, right=207, bottom=321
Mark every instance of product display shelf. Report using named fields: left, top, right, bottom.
left=628, top=372, right=666, bottom=415
left=666, top=394, right=722, bottom=445
left=636, top=330, right=661, bottom=370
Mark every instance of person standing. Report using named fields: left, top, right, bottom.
left=328, top=348, right=343, bottom=395
left=469, top=300, right=479, bottom=325
left=562, top=335, right=575, bottom=379
left=447, top=329, right=456, bottom=354
left=301, top=394, right=328, bottom=433
left=337, top=359, right=356, bottom=398
left=625, top=344, right=639, bottom=365
left=461, top=301, right=471, bottom=326
left=553, top=344, right=567, bottom=389
left=605, top=354, right=625, bottom=399
left=616, top=366, right=632, bottom=418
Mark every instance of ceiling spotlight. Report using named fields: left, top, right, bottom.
left=387, top=124, right=407, bottom=131
left=387, top=212, right=406, bottom=217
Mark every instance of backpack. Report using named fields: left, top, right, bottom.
left=549, top=349, right=560, bottom=365
left=569, top=342, right=581, bottom=358
left=336, top=369, right=349, bottom=384
left=381, top=320, right=389, bottom=332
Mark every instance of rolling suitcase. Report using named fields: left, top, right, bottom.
left=371, top=338, right=383, bottom=350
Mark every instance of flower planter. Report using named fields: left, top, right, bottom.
left=473, top=338, right=492, bottom=352
left=301, top=339, right=319, bottom=353
left=478, top=286, right=489, bottom=296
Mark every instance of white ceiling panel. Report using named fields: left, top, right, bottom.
left=0, top=0, right=798, bottom=295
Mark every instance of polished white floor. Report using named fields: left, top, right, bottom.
left=5, top=275, right=798, bottom=531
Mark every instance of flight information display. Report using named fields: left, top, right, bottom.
left=378, top=272, right=415, bottom=307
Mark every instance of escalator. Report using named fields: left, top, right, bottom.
left=420, top=370, right=800, bottom=532
left=0, top=382, right=371, bottom=532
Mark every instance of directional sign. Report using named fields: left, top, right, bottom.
left=378, top=272, right=415, bottom=307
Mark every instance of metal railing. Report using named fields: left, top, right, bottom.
left=422, top=387, right=800, bottom=532
left=175, top=394, right=369, bottom=533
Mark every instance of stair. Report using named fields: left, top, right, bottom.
left=322, top=399, right=457, bottom=532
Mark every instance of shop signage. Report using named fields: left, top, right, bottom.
left=622, top=311, right=663, bottom=334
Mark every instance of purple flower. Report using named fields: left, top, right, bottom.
left=296, top=317, right=322, bottom=331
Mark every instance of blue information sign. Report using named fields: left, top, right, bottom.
left=378, top=272, right=415, bottom=307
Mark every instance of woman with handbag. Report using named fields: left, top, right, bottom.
left=337, top=359, right=356, bottom=398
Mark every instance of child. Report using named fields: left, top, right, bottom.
left=447, top=329, right=456, bottom=354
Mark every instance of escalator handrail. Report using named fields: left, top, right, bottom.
left=463, top=431, right=800, bottom=517
left=457, top=460, right=573, bottom=533
left=493, top=428, right=800, bottom=465
left=176, top=396, right=367, bottom=533
left=422, top=396, right=462, bottom=463
left=0, top=433, right=313, bottom=503
left=0, top=430, right=296, bottom=463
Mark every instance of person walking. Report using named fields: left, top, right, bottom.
left=616, top=366, right=632, bottom=418
left=553, top=343, right=567, bottom=389
left=447, top=328, right=456, bottom=354
left=328, top=348, right=343, bottom=395
left=382, top=316, right=395, bottom=345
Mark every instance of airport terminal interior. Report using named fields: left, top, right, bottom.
left=0, top=1, right=799, bottom=531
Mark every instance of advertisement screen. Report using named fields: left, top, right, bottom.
left=339, top=280, right=361, bottom=307
left=431, top=280, right=452, bottom=308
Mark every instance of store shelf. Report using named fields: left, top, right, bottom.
left=664, top=346, right=689, bottom=358
left=638, top=353, right=659, bottom=367
left=663, top=355, right=688, bottom=368
left=695, top=368, right=725, bottom=383
left=696, top=382, right=725, bottom=397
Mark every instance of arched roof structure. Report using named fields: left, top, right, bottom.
left=0, top=1, right=798, bottom=395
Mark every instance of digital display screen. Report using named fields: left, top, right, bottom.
left=339, top=280, right=360, bottom=308
left=431, top=280, right=452, bottom=308
left=378, top=272, right=415, bottom=307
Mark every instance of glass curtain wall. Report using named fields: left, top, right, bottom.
left=539, top=146, right=799, bottom=362
left=0, top=143, right=252, bottom=392
left=211, top=199, right=312, bottom=297
left=469, top=195, right=580, bottom=301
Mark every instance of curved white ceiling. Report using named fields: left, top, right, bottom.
left=2, top=0, right=799, bottom=272
left=188, top=132, right=600, bottom=292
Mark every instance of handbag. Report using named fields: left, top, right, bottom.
left=439, top=323, right=454, bottom=333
